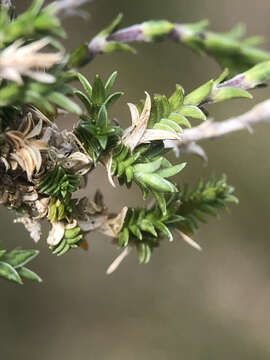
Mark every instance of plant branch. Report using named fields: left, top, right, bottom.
left=178, top=99, right=270, bottom=146
left=49, top=0, right=91, bottom=19
left=69, top=17, right=270, bottom=73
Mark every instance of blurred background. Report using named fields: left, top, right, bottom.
left=1, top=0, right=270, bottom=359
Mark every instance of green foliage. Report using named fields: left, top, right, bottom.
left=241, top=60, right=270, bottom=88
left=0, top=0, right=81, bottom=117
left=50, top=225, right=84, bottom=256
left=176, top=176, right=238, bottom=235
left=38, top=165, right=80, bottom=222
left=74, top=72, right=123, bottom=163
left=117, top=175, right=237, bottom=263
left=0, top=248, right=41, bottom=284
left=146, top=85, right=201, bottom=131
left=174, top=21, right=270, bottom=75
left=82, top=16, right=270, bottom=76
left=0, top=74, right=82, bottom=116
left=38, top=165, right=80, bottom=198
left=111, top=142, right=186, bottom=214
left=48, top=196, right=77, bottom=222
left=118, top=198, right=184, bottom=263
left=0, top=0, right=65, bottom=48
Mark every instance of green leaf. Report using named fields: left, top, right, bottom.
left=104, top=92, right=123, bottom=109
left=103, top=41, right=136, bottom=54
left=92, top=75, right=106, bottom=105
left=152, top=190, right=167, bottom=216
left=214, top=69, right=230, bottom=85
left=29, top=0, right=44, bottom=14
left=184, top=80, right=213, bottom=105
left=77, top=73, right=92, bottom=98
left=137, top=243, right=146, bottom=264
left=142, top=20, right=174, bottom=40
left=1, top=249, right=39, bottom=268
left=0, top=261, right=22, bottom=284
left=168, top=84, right=184, bottom=111
left=68, top=43, right=89, bottom=68
left=74, top=90, right=92, bottom=114
left=243, top=60, right=270, bottom=88
left=97, top=135, right=108, bottom=150
left=0, top=250, right=6, bottom=258
left=133, top=157, right=163, bottom=173
left=213, top=87, right=252, bottom=103
left=143, top=244, right=152, bottom=264
left=118, top=228, right=129, bottom=247
left=135, top=173, right=178, bottom=192
left=105, top=71, right=118, bottom=94
left=129, top=225, right=142, bottom=240
left=140, top=219, right=157, bottom=236
left=153, top=123, right=176, bottom=132
left=98, top=13, right=123, bottom=38
left=154, top=221, right=173, bottom=241
left=168, top=112, right=191, bottom=128
left=179, top=105, right=206, bottom=120
left=156, top=163, right=186, bottom=178
left=97, top=105, right=107, bottom=127
left=17, top=267, right=42, bottom=283
left=48, top=92, right=82, bottom=114
left=160, top=118, right=183, bottom=132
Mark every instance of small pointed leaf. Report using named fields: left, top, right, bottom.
left=184, top=80, right=213, bottom=105
left=179, top=105, right=206, bottom=120
left=0, top=261, right=22, bottom=284
left=17, top=267, right=42, bottom=283
left=156, top=163, right=186, bottom=178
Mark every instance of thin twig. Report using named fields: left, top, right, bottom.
left=178, top=99, right=270, bottom=146
left=51, top=0, right=91, bottom=18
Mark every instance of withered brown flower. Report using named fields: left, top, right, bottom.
left=6, top=113, right=48, bottom=181
left=122, top=92, right=181, bottom=151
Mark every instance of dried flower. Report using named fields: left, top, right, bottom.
left=122, top=92, right=181, bottom=151
left=6, top=113, right=48, bottom=181
left=0, top=38, right=62, bottom=84
left=100, top=206, right=128, bottom=238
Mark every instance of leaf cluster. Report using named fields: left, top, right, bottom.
left=38, top=165, right=80, bottom=222
left=176, top=176, right=238, bottom=234
left=118, top=198, right=184, bottom=263
left=117, top=176, right=238, bottom=263
left=74, top=72, right=123, bottom=163
left=111, top=142, right=186, bottom=214
left=0, top=248, right=41, bottom=284
left=0, top=0, right=64, bottom=48
left=50, top=226, right=84, bottom=256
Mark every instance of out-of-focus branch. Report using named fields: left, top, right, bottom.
left=68, top=16, right=270, bottom=71
left=179, top=99, right=270, bottom=146
left=49, top=0, right=91, bottom=19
